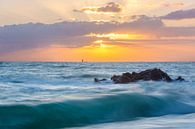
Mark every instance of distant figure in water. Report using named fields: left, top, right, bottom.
left=82, top=59, right=84, bottom=63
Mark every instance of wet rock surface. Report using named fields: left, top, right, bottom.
left=110, top=68, right=184, bottom=84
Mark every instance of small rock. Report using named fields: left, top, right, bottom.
left=94, top=78, right=107, bottom=83
left=176, top=76, right=185, bottom=81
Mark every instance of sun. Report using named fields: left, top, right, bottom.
left=94, top=40, right=110, bottom=49
left=100, top=43, right=107, bottom=48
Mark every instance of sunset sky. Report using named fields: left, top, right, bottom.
left=0, top=0, right=195, bottom=62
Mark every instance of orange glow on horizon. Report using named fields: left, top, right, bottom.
left=87, top=33, right=153, bottom=40
left=0, top=42, right=195, bottom=62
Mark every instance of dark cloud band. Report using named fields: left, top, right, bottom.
left=162, top=8, right=195, bottom=19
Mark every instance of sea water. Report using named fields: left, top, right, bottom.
left=0, top=62, right=195, bottom=129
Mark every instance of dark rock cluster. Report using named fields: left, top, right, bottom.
left=110, top=68, right=184, bottom=84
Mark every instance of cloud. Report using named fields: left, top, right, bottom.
left=0, top=15, right=195, bottom=54
left=73, top=2, right=122, bottom=14
left=162, top=8, right=195, bottom=19
left=162, top=2, right=185, bottom=8
left=0, top=22, right=95, bottom=53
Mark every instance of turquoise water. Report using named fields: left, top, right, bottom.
left=0, top=62, right=195, bottom=129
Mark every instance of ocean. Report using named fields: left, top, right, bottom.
left=0, top=62, right=195, bottom=129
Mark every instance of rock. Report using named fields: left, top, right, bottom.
left=176, top=76, right=185, bottom=81
left=111, top=68, right=173, bottom=84
left=111, top=73, right=132, bottom=84
left=94, top=78, right=107, bottom=83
